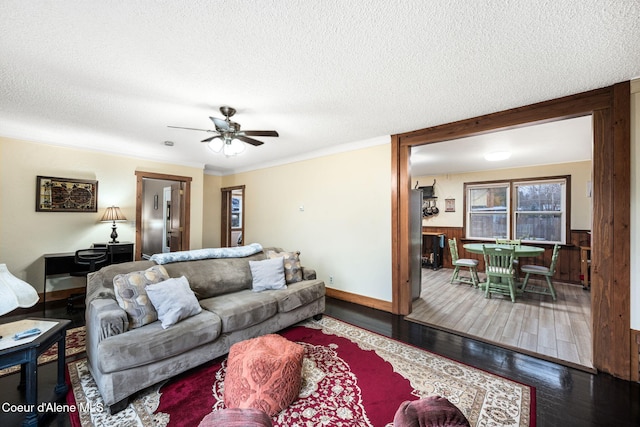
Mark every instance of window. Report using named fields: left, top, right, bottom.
left=466, top=183, right=510, bottom=240
left=465, top=177, right=568, bottom=244
left=514, top=179, right=566, bottom=243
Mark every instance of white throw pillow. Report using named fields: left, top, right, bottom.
left=249, top=257, right=287, bottom=292
left=145, top=276, right=202, bottom=329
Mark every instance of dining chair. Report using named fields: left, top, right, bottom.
left=482, top=245, right=518, bottom=302
left=495, top=238, right=522, bottom=277
left=520, top=244, right=560, bottom=301
left=448, top=238, right=480, bottom=287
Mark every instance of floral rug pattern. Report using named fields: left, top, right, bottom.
left=66, top=317, right=533, bottom=426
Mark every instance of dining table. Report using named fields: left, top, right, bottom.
left=462, top=243, right=545, bottom=258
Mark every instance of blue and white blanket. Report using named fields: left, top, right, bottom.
left=149, top=243, right=263, bottom=265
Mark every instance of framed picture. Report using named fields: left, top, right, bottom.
left=445, top=198, right=455, bottom=212
left=36, top=176, right=98, bottom=212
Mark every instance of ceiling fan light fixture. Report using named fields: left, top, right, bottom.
left=231, top=139, right=245, bottom=154
left=221, top=138, right=245, bottom=157
left=208, top=139, right=224, bottom=153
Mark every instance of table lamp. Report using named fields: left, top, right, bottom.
left=0, top=264, right=40, bottom=316
left=101, top=206, right=127, bottom=244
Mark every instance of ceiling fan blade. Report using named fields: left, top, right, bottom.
left=201, top=135, right=221, bottom=143
left=242, top=130, right=279, bottom=137
left=210, top=116, right=230, bottom=131
left=168, top=125, right=212, bottom=132
left=236, top=135, right=264, bottom=146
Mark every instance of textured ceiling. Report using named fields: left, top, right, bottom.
left=1, top=1, right=639, bottom=175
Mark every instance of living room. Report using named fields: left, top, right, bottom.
left=1, top=2, right=640, bottom=426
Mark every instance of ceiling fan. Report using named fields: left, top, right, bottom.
left=168, top=106, right=279, bottom=156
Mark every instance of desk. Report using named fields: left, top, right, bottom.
left=0, top=318, right=70, bottom=427
left=43, top=242, right=134, bottom=314
left=463, top=243, right=545, bottom=258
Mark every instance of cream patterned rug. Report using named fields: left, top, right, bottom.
left=67, top=317, right=534, bottom=426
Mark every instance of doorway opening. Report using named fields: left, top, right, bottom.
left=221, top=186, right=245, bottom=247
left=135, top=171, right=192, bottom=260
left=407, top=116, right=594, bottom=369
left=391, top=82, right=631, bottom=379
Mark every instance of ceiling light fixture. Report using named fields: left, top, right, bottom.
left=484, top=151, right=511, bottom=161
left=207, top=137, right=246, bottom=157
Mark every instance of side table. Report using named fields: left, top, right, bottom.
left=0, top=318, right=71, bottom=427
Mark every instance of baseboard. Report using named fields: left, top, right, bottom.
left=325, top=287, right=392, bottom=313
left=632, top=329, right=640, bottom=382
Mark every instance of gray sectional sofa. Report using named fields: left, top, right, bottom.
left=84, top=247, right=325, bottom=413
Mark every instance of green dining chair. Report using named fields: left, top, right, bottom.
left=482, top=245, right=518, bottom=302
left=495, top=238, right=522, bottom=277
left=448, top=238, right=480, bottom=287
left=520, top=244, right=560, bottom=301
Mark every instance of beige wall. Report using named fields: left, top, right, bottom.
left=202, top=173, right=222, bottom=248
left=0, top=137, right=204, bottom=294
left=414, top=160, right=593, bottom=230
left=211, top=143, right=393, bottom=302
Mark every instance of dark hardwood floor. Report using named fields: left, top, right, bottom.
left=2, top=297, right=639, bottom=426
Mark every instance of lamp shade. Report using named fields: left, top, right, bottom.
left=0, top=264, right=39, bottom=316
left=100, top=206, right=127, bottom=222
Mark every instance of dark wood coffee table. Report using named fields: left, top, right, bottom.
left=0, top=318, right=71, bottom=427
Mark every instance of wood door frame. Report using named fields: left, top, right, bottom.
left=391, top=82, right=631, bottom=379
left=135, top=171, right=192, bottom=260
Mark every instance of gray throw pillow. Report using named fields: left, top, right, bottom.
left=145, top=276, right=202, bottom=329
left=113, top=265, right=170, bottom=329
left=249, top=257, right=287, bottom=292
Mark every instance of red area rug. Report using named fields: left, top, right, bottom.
left=67, top=317, right=534, bottom=426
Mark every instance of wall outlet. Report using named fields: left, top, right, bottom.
left=329, top=276, right=334, bottom=284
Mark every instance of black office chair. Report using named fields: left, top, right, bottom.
left=67, top=248, right=108, bottom=314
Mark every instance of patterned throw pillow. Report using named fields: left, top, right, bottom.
left=266, top=250, right=303, bottom=284
left=113, top=265, right=170, bottom=329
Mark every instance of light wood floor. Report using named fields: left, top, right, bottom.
left=406, top=267, right=594, bottom=371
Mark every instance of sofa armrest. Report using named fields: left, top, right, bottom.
left=86, top=298, right=129, bottom=366
left=302, top=267, right=316, bottom=280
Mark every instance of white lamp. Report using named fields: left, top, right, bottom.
left=0, top=264, right=40, bottom=316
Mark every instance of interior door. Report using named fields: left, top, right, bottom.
left=169, top=182, right=183, bottom=252
left=135, top=171, right=191, bottom=260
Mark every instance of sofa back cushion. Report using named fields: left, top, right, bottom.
left=162, top=251, right=267, bottom=299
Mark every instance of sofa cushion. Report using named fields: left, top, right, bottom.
left=113, top=265, right=170, bottom=329
left=250, top=257, right=287, bottom=292
left=199, top=290, right=278, bottom=333
left=264, top=279, right=325, bottom=313
left=162, top=252, right=267, bottom=299
left=97, top=309, right=222, bottom=374
left=267, top=250, right=303, bottom=284
left=146, top=276, right=202, bottom=329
